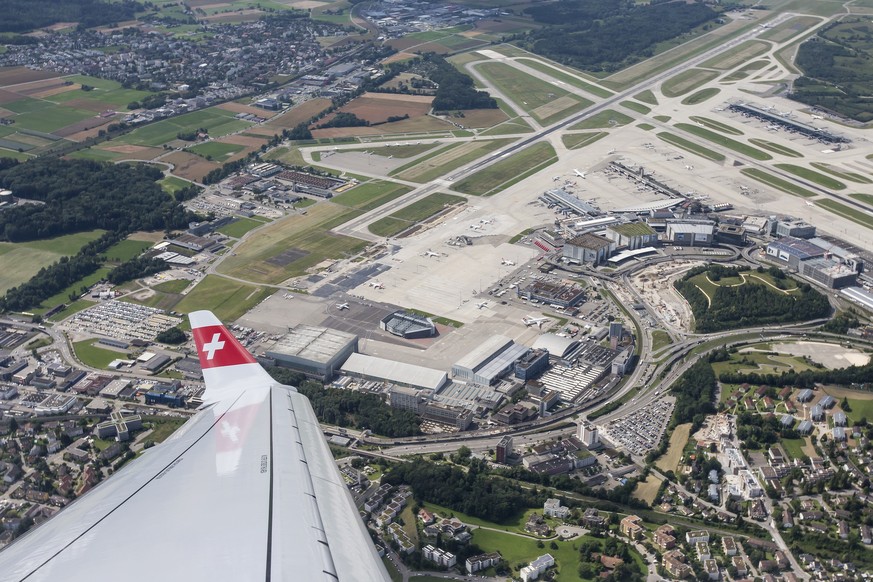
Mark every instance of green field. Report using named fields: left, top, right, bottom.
left=741, top=168, right=817, bottom=198
left=562, top=132, right=607, bottom=150
left=119, top=108, right=253, bottom=147
left=634, top=90, right=658, bottom=105
left=144, top=416, right=189, bottom=444
left=453, top=142, right=557, bottom=196
left=47, top=298, right=95, bottom=322
left=187, top=141, right=246, bottom=161
left=675, top=123, right=771, bottom=160
left=0, top=230, right=106, bottom=295
left=681, top=88, right=720, bottom=105
left=657, top=132, right=725, bottom=162
left=330, top=181, right=412, bottom=212
left=780, top=438, right=808, bottom=460
left=850, top=193, right=873, bottom=205
left=73, top=339, right=126, bottom=369
left=53, top=75, right=154, bottom=108
left=620, top=100, right=650, bottom=114
left=67, top=148, right=125, bottom=162
left=475, top=62, right=592, bottom=123
left=174, top=275, right=275, bottom=323
left=775, top=164, right=846, bottom=190
left=368, top=193, right=466, bottom=237
left=104, top=239, right=152, bottom=262
left=4, top=101, right=95, bottom=134
left=32, top=267, right=111, bottom=315
left=570, top=109, right=633, bottom=130
left=515, top=57, right=613, bottom=98
left=810, top=162, right=872, bottom=184
left=637, top=123, right=654, bottom=131
left=661, top=69, right=719, bottom=97
left=651, top=330, right=672, bottom=352
left=152, top=279, right=192, bottom=294
left=216, top=217, right=265, bottom=238
left=689, top=116, right=743, bottom=135
left=218, top=203, right=368, bottom=284
left=815, top=199, right=873, bottom=231
left=748, top=139, right=803, bottom=158
left=392, top=139, right=513, bottom=183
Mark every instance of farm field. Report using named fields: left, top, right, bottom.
left=368, top=193, right=465, bottom=237
left=264, top=98, right=332, bottom=130
left=0, top=230, right=106, bottom=295
left=453, top=142, right=557, bottom=196
left=217, top=203, right=367, bottom=284
left=187, top=141, right=246, bottom=161
left=118, top=107, right=253, bottom=147
left=316, top=92, right=433, bottom=127
left=174, top=275, right=275, bottom=323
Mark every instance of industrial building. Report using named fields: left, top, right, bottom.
left=563, top=233, right=614, bottom=265
left=265, top=326, right=357, bottom=382
left=340, top=353, right=447, bottom=391
left=389, top=385, right=428, bottom=412
left=775, top=219, right=816, bottom=239
left=841, top=286, right=873, bottom=312
left=766, top=236, right=826, bottom=269
left=514, top=349, right=550, bottom=380
left=452, top=336, right=530, bottom=386
left=532, top=334, right=580, bottom=360
left=665, top=222, right=714, bottom=246
left=516, top=280, right=586, bottom=308
left=716, top=224, right=747, bottom=246
left=605, top=222, right=658, bottom=250
left=799, top=257, right=858, bottom=288
left=379, top=311, right=436, bottom=339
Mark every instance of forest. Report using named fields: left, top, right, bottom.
left=383, top=459, right=545, bottom=523
left=0, top=0, right=142, bottom=33
left=420, top=54, right=498, bottom=111
left=265, top=367, right=422, bottom=438
left=519, top=0, right=718, bottom=72
left=670, top=358, right=717, bottom=430
left=792, top=20, right=873, bottom=122
left=106, top=256, right=168, bottom=285
left=0, top=158, right=193, bottom=242
left=674, top=266, right=830, bottom=333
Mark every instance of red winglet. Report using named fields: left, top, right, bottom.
left=190, top=311, right=257, bottom=369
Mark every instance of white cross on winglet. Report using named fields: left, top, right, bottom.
left=202, top=332, right=226, bottom=360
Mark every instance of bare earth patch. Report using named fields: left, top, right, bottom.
left=55, top=116, right=112, bottom=139
left=0, top=67, right=60, bottom=88
left=316, top=92, right=433, bottom=126
left=164, top=151, right=221, bottom=182
left=264, top=98, right=331, bottom=130
left=771, top=341, right=870, bottom=369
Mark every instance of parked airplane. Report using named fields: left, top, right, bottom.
left=368, top=281, right=385, bottom=289
left=522, top=316, right=549, bottom=327
left=607, top=149, right=616, bottom=155
left=806, top=201, right=815, bottom=207
left=573, top=169, right=587, bottom=179
left=480, top=218, right=493, bottom=224
left=423, top=250, right=440, bottom=257
left=336, top=302, right=349, bottom=310
left=501, top=258, right=515, bottom=266
left=470, top=224, right=482, bottom=230
left=0, top=311, right=391, bottom=582
left=476, top=301, right=489, bottom=309
left=685, top=165, right=694, bottom=170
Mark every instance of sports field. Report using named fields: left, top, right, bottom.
left=0, top=230, right=106, bottom=295
left=217, top=203, right=367, bottom=284
left=174, top=275, right=275, bottom=323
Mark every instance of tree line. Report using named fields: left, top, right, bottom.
left=419, top=53, right=497, bottom=111
left=670, top=357, right=717, bottom=431
left=0, top=158, right=194, bottom=242
left=719, top=358, right=873, bottom=389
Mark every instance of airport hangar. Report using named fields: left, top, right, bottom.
left=263, top=325, right=358, bottom=382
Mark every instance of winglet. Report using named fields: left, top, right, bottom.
left=190, top=310, right=274, bottom=403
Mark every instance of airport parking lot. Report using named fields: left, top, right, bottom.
left=599, top=398, right=674, bottom=456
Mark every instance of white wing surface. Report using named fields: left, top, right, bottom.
left=0, top=310, right=390, bottom=582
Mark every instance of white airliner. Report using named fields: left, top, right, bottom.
left=806, top=201, right=815, bottom=207
left=501, top=258, right=515, bottom=266
left=0, top=310, right=390, bottom=582
left=423, top=250, right=440, bottom=257
left=522, top=316, right=549, bottom=327
left=336, top=302, right=349, bottom=310
left=476, top=301, right=489, bottom=309
left=368, top=281, right=385, bottom=289
left=574, top=169, right=587, bottom=179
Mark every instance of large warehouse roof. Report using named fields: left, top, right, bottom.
left=841, top=286, right=873, bottom=312
left=267, top=326, right=357, bottom=364
left=341, top=353, right=447, bottom=391
left=532, top=334, right=579, bottom=359
left=454, top=335, right=513, bottom=372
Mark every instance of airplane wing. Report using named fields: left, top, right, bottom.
left=0, top=310, right=390, bottom=582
